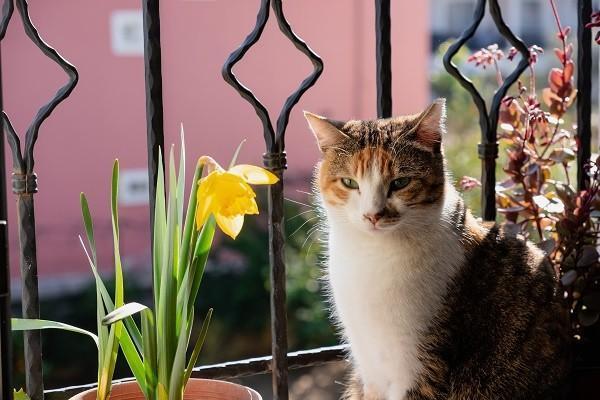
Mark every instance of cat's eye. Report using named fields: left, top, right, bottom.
left=390, top=177, right=411, bottom=191
left=341, top=177, right=359, bottom=189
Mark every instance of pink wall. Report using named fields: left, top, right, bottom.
left=2, top=0, right=429, bottom=287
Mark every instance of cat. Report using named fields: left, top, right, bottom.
left=304, top=99, right=571, bottom=400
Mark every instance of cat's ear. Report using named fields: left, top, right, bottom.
left=304, top=111, right=348, bottom=152
left=412, top=98, right=446, bottom=153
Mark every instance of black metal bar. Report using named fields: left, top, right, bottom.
left=142, top=0, right=165, bottom=230
left=223, top=1, right=322, bottom=398
left=222, top=0, right=274, bottom=149
left=266, top=177, right=288, bottom=400
left=577, top=0, right=592, bottom=191
left=0, top=43, right=13, bottom=400
left=17, top=194, right=43, bottom=400
left=0, top=1, right=78, bottom=398
left=375, top=0, right=392, bottom=118
left=45, top=345, right=349, bottom=396
left=443, top=0, right=528, bottom=221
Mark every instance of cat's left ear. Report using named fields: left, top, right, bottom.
left=412, top=98, right=446, bottom=153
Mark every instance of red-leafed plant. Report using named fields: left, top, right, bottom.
left=462, top=0, right=600, bottom=345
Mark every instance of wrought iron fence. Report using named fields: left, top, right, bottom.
left=0, top=0, right=595, bottom=399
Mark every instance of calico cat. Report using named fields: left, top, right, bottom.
left=304, top=99, right=571, bottom=400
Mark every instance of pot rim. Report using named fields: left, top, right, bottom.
left=68, top=378, right=262, bottom=400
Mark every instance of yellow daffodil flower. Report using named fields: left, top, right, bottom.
left=196, top=157, right=279, bottom=239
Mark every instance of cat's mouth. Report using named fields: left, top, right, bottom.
left=365, top=217, right=402, bottom=232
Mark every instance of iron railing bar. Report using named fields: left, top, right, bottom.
left=480, top=0, right=529, bottom=222
left=577, top=0, right=592, bottom=191
left=222, top=1, right=323, bottom=398
left=443, top=0, right=528, bottom=221
left=271, top=0, right=323, bottom=148
left=0, top=0, right=13, bottom=40
left=44, top=345, right=349, bottom=396
left=375, top=0, right=392, bottom=118
left=266, top=179, right=288, bottom=400
left=442, top=0, right=488, bottom=134
left=0, top=1, right=80, bottom=397
left=0, top=43, right=12, bottom=400
left=221, top=0, right=275, bottom=150
left=142, top=0, right=165, bottom=236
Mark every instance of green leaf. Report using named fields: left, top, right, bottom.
left=103, top=302, right=149, bottom=325
left=177, top=156, right=203, bottom=288
left=80, top=193, right=98, bottom=267
left=141, top=308, right=157, bottom=400
left=96, top=159, right=126, bottom=400
left=188, top=217, right=216, bottom=312
left=157, top=146, right=179, bottom=397
left=177, top=125, right=186, bottom=258
left=153, top=149, right=167, bottom=307
left=12, top=318, right=99, bottom=347
left=229, top=139, right=246, bottom=169
left=13, top=389, right=31, bottom=400
left=183, top=308, right=212, bottom=386
left=549, top=147, right=576, bottom=164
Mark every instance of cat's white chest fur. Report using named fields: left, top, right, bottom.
left=327, top=214, right=464, bottom=399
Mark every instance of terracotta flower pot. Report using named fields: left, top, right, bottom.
left=69, top=378, right=262, bottom=400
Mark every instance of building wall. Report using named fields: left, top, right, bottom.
left=2, top=0, right=429, bottom=291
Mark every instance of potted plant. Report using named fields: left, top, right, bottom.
left=74, top=134, right=274, bottom=399
left=13, top=133, right=274, bottom=399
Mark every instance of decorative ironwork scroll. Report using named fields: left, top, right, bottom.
left=0, top=1, right=78, bottom=398
left=443, top=0, right=529, bottom=221
left=222, top=0, right=323, bottom=398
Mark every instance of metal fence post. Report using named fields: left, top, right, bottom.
left=0, top=38, right=13, bottom=400
left=142, top=0, right=165, bottom=232
left=375, top=0, right=392, bottom=118
left=0, top=1, right=78, bottom=398
left=443, top=0, right=528, bottom=221
left=577, top=0, right=592, bottom=191
left=222, top=1, right=323, bottom=398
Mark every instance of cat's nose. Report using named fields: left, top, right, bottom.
left=363, top=212, right=383, bottom=224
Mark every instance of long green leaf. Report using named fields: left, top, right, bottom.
left=141, top=308, right=157, bottom=400
left=177, top=162, right=203, bottom=285
left=168, top=308, right=190, bottom=400
left=12, top=318, right=99, bottom=347
left=80, top=196, right=146, bottom=398
left=103, top=302, right=149, bottom=325
left=97, top=160, right=126, bottom=400
left=177, top=125, right=186, bottom=261
left=100, top=302, right=149, bottom=396
left=79, top=236, right=144, bottom=355
left=117, top=322, right=147, bottom=396
left=79, top=194, right=108, bottom=391
left=183, top=308, right=212, bottom=386
left=157, top=146, right=178, bottom=397
left=153, top=149, right=167, bottom=308
left=188, top=217, right=216, bottom=312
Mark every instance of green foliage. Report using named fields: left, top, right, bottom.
left=430, top=40, right=483, bottom=215
left=13, top=389, right=30, bottom=400
left=102, top=135, right=214, bottom=400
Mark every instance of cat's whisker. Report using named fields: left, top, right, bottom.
left=301, top=224, right=322, bottom=251
left=288, top=208, right=316, bottom=221
left=288, top=216, right=320, bottom=238
left=284, top=197, right=313, bottom=208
